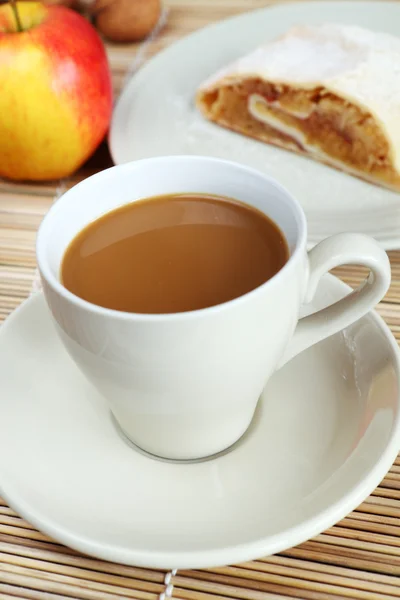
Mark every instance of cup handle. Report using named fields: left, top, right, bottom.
left=278, top=233, right=391, bottom=368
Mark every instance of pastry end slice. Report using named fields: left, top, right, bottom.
left=196, top=24, right=400, bottom=191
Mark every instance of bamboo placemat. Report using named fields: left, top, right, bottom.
left=1, top=1, right=400, bottom=598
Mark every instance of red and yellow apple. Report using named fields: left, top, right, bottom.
left=0, top=1, right=113, bottom=181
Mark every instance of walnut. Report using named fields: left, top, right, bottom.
left=91, top=0, right=162, bottom=43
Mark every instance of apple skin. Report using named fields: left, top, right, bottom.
left=0, top=2, right=113, bottom=181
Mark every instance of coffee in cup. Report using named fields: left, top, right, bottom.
left=61, top=193, right=289, bottom=314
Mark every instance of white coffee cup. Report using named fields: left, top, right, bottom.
left=37, top=156, right=391, bottom=461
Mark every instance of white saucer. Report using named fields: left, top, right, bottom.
left=110, top=1, right=400, bottom=249
left=0, top=275, right=399, bottom=569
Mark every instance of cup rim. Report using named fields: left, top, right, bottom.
left=36, top=155, right=308, bottom=321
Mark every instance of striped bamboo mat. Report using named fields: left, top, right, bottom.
left=1, top=1, right=400, bottom=598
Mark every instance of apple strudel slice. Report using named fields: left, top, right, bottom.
left=196, top=24, right=400, bottom=191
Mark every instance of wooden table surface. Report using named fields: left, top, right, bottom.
left=1, top=1, right=400, bottom=598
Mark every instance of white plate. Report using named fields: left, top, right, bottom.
left=0, top=276, right=399, bottom=569
left=110, top=1, right=400, bottom=250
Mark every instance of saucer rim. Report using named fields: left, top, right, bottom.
left=1, top=276, right=399, bottom=569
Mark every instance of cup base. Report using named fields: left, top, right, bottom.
left=110, top=411, right=254, bottom=464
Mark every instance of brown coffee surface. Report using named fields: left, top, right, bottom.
left=61, top=194, right=289, bottom=314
